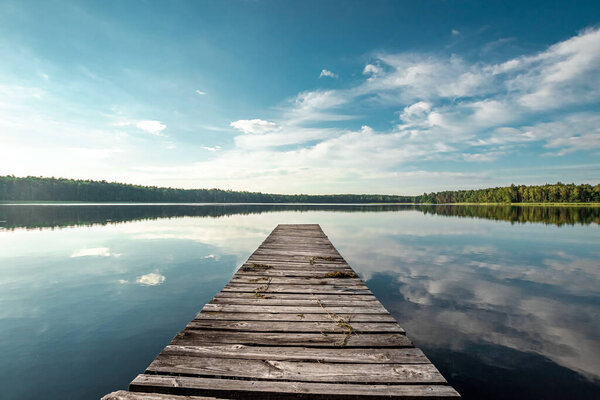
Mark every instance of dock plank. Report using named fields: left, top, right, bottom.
left=214, top=292, right=377, bottom=301
left=102, top=391, right=226, bottom=400
left=130, top=374, right=460, bottom=399
left=170, top=330, right=413, bottom=347
left=201, top=304, right=388, bottom=314
left=186, top=320, right=405, bottom=333
left=147, top=356, right=446, bottom=384
left=160, top=345, right=430, bottom=363
left=194, top=312, right=398, bottom=322
left=209, top=297, right=379, bottom=306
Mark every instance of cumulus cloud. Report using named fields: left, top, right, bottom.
left=230, top=119, right=280, bottom=134
left=135, top=120, right=166, bottom=135
left=363, top=63, right=383, bottom=76
left=400, top=101, right=432, bottom=124
left=319, top=69, right=338, bottom=78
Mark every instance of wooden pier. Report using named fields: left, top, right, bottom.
left=103, top=224, right=459, bottom=399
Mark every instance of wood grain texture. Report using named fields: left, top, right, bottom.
left=214, top=292, right=378, bottom=301
left=102, top=391, right=225, bottom=400
left=222, top=284, right=373, bottom=294
left=201, top=304, right=388, bottom=314
left=130, top=374, right=461, bottom=399
left=160, top=345, right=430, bottom=363
left=186, top=320, right=405, bottom=333
left=209, top=297, right=379, bottom=306
left=100, top=224, right=459, bottom=399
left=147, top=356, right=446, bottom=383
left=194, top=311, right=398, bottom=322
left=170, top=330, right=413, bottom=347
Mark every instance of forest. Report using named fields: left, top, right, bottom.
left=415, top=183, right=600, bottom=204
left=0, top=176, right=412, bottom=203
left=1, top=176, right=598, bottom=204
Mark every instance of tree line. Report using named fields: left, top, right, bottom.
left=415, top=183, right=600, bottom=204
left=1, top=176, right=598, bottom=204
left=0, top=176, right=412, bottom=203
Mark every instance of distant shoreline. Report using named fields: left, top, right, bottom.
left=1, top=201, right=599, bottom=206
left=1, top=176, right=598, bottom=204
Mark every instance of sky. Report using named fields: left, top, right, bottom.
left=0, top=0, right=599, bottom=195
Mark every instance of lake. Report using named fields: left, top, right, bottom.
left=0, top=204, right=599, bottom=399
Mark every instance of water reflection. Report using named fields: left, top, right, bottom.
left=0, top=206, right=598, bottom=399
left=0, top=203, right=598, bottom=230
left=324, top=212, right=600, bottom=399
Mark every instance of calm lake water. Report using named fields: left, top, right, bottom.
left=0, top=204, right=599, bottom=399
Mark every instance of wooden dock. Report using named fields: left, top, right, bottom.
left=103, top=224, right=459, bottom=399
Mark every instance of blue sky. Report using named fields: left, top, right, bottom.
left=1, top=0, right=599, bottom=195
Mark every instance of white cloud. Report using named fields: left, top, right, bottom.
left=363, top=63, right=383, bottom=75
left=285, top=90, right=352, bottom=124
left=400, top=101, right=432, bottom=124
left=230, top=119, right=280, bottom=134
left=202, top=145, right=221, bottom=152
left=319, top=69, right=338, bottom=78
left=195, top=90, right=207, bottom=95
left=294, top=90, right=347, bottom=111
left=136, top=120, right=166, bottom=135
left=451, top=29, right=460, bottom=36
left=462, top=152, right=503, bottom=162
left=135, top=272, right=166, bottom=286
left=71, top=247, right=111, bottom=257
left=234, top=126, right=337, bottom=149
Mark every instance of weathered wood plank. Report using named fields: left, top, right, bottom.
left=234, top=270, right=357, bottom=278
left=209, top=298, right=379, bottom=307
left=229, top=276, right=366, bottom=286
left=260, top=241, right=335, bottom=247
left=186, top=320, right=405, bottom=333
left=194, top=312, right=398, bottom=322
left=171, top=330, right=413, bottom=347
left=222, top=284, right=373, bottom=294
left=160, top=345, right=430, bottom=364
left=102, top=391, right=225, bottom=400
left=147, top=356, right=446, bottom=384
left=251, top=252, right=344, bottom=259
left=248, top=254, right=346, bottom=262
left=238, top=263, right=353, bottom=270
left=201, top=304, right=388, bottom=314
left=130, top=375, right=461, bottom=399
left=214, top=292, right=378, bottom=301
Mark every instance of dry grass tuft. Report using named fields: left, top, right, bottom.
left=322, top=271, right=357, bottom=279
left=308, top=256, right=339, bottom=265
left=315, top=299, right=357, bottom=347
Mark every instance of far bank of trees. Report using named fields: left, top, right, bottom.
left=1, top=176, right=598, bottom=204
left=0, top=176, right=412, bottom=203
left=415, top=183, right=600, bottom=204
